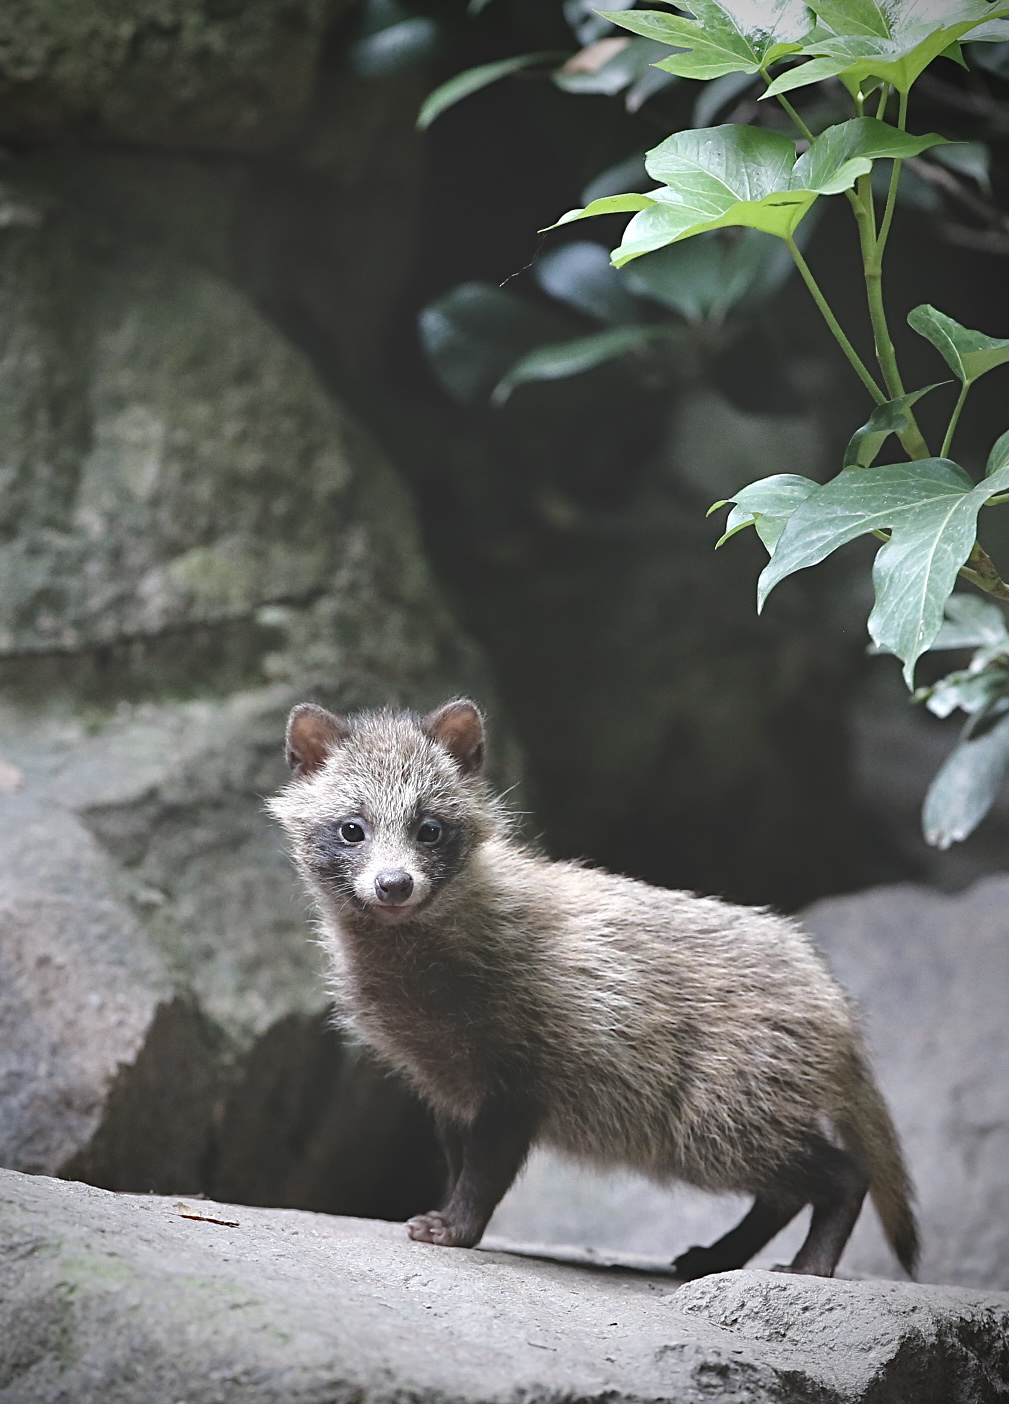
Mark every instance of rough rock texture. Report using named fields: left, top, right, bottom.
left=0, top=0, right=348, bottom=151
left=0, top=182, right=509, bottom=1216
left=489, top=876, right=1009, bottom=1290
left=1, top=1170, right=1006, bottom=1404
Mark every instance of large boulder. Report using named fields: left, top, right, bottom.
left=1, top=1169, right=1006, bottom=1404
left=0, top=0, right=347, bottom=151
left=488, top=876, right=1009, bottom=1290
left=0, top=181, right=509, bottom=1216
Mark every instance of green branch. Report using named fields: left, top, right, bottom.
left=940, top=382, right=970, bottom=459
left=851, top=174, right=930, bottom=457
left=876, top=88, right=907, bottom=260
left=760, top=67, right=815, bottom=142
left=785, top=237, right=885, bottom=403
left=962, top=544, right=1009, bottom=599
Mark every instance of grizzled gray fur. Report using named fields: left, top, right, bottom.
left=269, top=700, right=917, bottom=1279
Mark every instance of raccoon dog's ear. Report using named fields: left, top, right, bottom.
left=422, top=699, right=485, bottom=776
left=285, top=704, right=351, bottom=777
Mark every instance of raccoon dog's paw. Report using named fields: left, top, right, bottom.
left=406, top=1210, right=481, bottom=1248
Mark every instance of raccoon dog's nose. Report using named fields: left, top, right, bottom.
left=374, top=869, right=414, bottom=905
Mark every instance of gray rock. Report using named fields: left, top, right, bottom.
left=0, top=183, right=509, bottom=1215
left=0, top=0, right=346, bottom=151
left=1, top=1169, right=1006, bottom=1404
left=488, top=876, right=1009, bottom=1290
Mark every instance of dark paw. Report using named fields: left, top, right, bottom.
left=672, top=1245, right=719, bottom=1281
left=772, top=1262, right=832, bottom=1277
left=406, top=1211, right=480, bottom=1248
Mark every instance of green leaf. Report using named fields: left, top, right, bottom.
left=908, top=304, right=1009, bottom=385
left=843, top=382, right=946, bottom=467
left=565, top=0, right=636, bottom=45
left=986, top=429, right=1009, bottom=478
left=692, top=69, right=759, bottom=126
left=791, top=0, right=1004, bottom=93
left=535, top=242, right=641, bottom=325
left=624, top=228, right=799, bottom=322
left=929, top=593, right=1009, bottom=651
left=919, top=660, right=1008, bottom=718
left=799, top=0, right=1006, bottom=93
left=547, top=192, right=660, bottom=231
left=554, top=37, right=673, bottom=96
left=762, top=55, right=851, bottom=97
left=931, top=140, right=991, bottom=191
left=790, top=117, right=949, bottom=191
left=491, top=325, right=667, bottom=403
left=599, top=0, right=812, bottom=80
left=550, top=120, right=946, bottom=264
left=418, top=52, right=561, bottom=129
left=808, top=0, right=892, bottom=38
left=349, top=0, right=439, bottom=76
left=922, top=713, right=1009, bottom=848
left=713, top=473, right=819, bottom=551
left=580, top=154, right=650, bottom=205
left=609, top=119, right=944, bottom=263
left=758, top=459, right=1009, bottom=685
left=418, top=282, right=574, bottom=403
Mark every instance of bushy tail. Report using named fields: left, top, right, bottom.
left=834, top=1050, right=919, bottom=1278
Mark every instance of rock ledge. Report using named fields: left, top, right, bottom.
left=1, top=1169, right=1006, bottom=1404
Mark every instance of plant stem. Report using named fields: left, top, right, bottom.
left=961, top=544, right=1009, bottom=599
left=940, top=382, right=970, bottom=459
left=776, top=93, right=815, bottom=141
left=851, top=174, right=931, bottom=457
left=759, top=68, right=816, bottom=141
left=785, top=236, right=885, bottom=402
left=875, top=83, right=890, bottom=120
left=876, top=87, right=907, bottom=259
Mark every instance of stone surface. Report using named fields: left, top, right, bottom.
left=0, top=182, right=509, bottom=1217
left=489, top=876, right=1009, bottom=1290
left=1, top=1170, right=1006, bottom=1404
left=0, top=0, right=347, bottom=152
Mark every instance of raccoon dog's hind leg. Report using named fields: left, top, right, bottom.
left=775, top=1134, right=870, bottom=1276
left=673, top=1134, right=870, bottom=1280
left=673, top=1196, right=805, bottom=1280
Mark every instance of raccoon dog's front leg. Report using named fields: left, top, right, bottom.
left=407, top=1095, right=535, bottom=1248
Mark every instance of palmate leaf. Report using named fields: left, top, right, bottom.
left=417, top=52, right=562, bottom=129
left=843, top=383, right=945, bottom=466
left=764, top=0, right=1006, bottom=96
left=623, top=227, right=799, bottom=322
left=758, top=459, right=1009, bottom=684
left=928, top=593, right=1009, bottom=650
left=907, top=305, right=1009, bottom=385
left=598, top=0, right=813, bottom=80
left=920, top=658, right=1008, bottom=717
left=986, top=429, right=1009, bottom=479
left=554, top=37, right=677, bottom=103
left=551, top=120, right=947, bottom=264
left=418, top=282, right=574, bottom=403
left=491, top=325, right=669, bottom=403
left=922, top=713, right=1009, bottom=848
left=534, top=242, right=642, bottom=325
left=710, top=473, right=819, bottom=551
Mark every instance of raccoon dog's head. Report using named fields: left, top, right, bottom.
left=269, top=700, right=494, bottom=925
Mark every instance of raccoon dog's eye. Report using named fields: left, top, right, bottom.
left=338, top=820, right=367, bottom=844
left=416, top=818, right=443, bottom=845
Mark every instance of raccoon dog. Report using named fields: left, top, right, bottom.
left=268, top=698, right=917, bottom=1279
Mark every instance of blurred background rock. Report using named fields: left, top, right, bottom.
left=0, top=0, right=1005, bottom=1279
